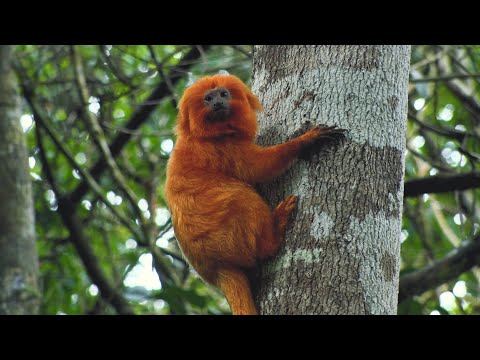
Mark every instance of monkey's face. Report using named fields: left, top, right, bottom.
left=177, top=74, right=262, bottom=140
left=203, top=87, right=232, bottom=123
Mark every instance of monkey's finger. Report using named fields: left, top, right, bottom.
left=317, top=135, right=344, bottom=141
left=321, top=129, right=348, bottom=136
left=322, top=125, right=347, bottom=132
left=317, top=125, right=348, bottom=134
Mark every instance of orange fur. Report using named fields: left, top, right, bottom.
left=165, top=74, right=340, bottom=315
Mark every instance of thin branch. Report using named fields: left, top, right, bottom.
left=71, top=45, right=149, bottom=243
left=436, top=56, right=480, bottom=122
left=404, top=172, right=480, bottom=197
left=150, top=247, right=178, bottom=284
left=399, top=234, right=480, bottom=302
left=100, top=121, right=174, bottom=137
left=444, top=80, right=480, bottom=122
left=458, top=144, right=480, bottom=163
left=410, top=73, right=480, bottom=83
left=57, top=198, right=135, bottom=314
left=147, top=45, right=178, bottom=106
left=69, top=45, right=211, bottom=204
left=410, top=47, right=448, bottom=71
left=430, top=197, right=461, bottom=247
left=34, top=105, right=133, bottom=315
left=409, top=111, right=479, bottom=142
left=444, top=48, right=480, bottom=88
left=35, top=122, right=59, bottom=195
left=99, top=45, right=134, bottom=86
left=21, top=86, right=144, bottom=241
left=159, top=247, right=186, bottom=264
left=406, top=145, right=453, bottom=173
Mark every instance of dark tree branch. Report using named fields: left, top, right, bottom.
left=70, top=45, right=210, bottom=204
left=404, top=173, right=480, bottom=197
left=57, top=198, right=135, bottom=314
left=35, top=121, right=59, bottom=196
left=34, top=110, right=134, bottom=315
left=444, top=80, right=480, bottom=122
left=399, top=234, right=480, bottom=302
left=435, top=55, right=480, bottom=122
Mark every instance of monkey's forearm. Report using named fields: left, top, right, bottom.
left=242, top=126, right=344, bottom=183
left=243, top=136, right=312, bottom=183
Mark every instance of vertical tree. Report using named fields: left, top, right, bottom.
left=252, top=45, right=411, bottom=314
left=0, top=45, right=39, bottom=314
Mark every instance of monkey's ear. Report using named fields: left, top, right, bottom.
left=176, top=99, right=190, bottom=136
left=246, top=89, right=263, bottom=112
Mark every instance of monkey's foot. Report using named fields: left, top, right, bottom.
left=274, top=195, right=298, bottom=243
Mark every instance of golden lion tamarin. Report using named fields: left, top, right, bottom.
left=165, top=74, right=344, bottom=315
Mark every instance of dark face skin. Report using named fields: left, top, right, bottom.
left=204, top=87, right=231, bottom=122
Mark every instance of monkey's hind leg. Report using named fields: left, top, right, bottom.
left=257, top=195, right=297, bottom=259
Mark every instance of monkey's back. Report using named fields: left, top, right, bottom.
left=165, top=139, right=268, bottom=281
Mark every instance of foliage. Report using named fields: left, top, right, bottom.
left=403, top=45, right=480, bottom=314
left=14, top=45, right=480, bottom=314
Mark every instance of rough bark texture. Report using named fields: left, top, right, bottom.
left=0, top=45, right=40, bottom=314
left=252, top=45, right=410, bottom=314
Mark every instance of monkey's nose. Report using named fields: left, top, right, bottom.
left=213, top=102, right=224, bottom=110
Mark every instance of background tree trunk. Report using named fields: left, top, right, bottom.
left=252, top=45, right=410, bottom=314
left=0, top=45, right=39, bottom=314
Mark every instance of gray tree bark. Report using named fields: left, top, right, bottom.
left=252, top=45, right=410, bottom=314
left=0, top=45, right=40, bottom=314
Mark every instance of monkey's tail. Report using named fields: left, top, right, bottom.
left=217, top=267, right=257, bottom=315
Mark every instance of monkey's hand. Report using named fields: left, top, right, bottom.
left=299, top=125, right=347, bottom=144
left=298, top=125, right=347, bottom=160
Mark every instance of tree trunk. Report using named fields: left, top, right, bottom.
left=0, top=45, right=39, bottom=314
left=252, top=45, right=410, bottom=314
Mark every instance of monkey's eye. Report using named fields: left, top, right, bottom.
left=220, top=91, right=228, bottom=97
left=205, top=96, right=212, bottom=102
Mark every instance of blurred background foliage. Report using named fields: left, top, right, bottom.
left=13, top=45, right=480, bottom=314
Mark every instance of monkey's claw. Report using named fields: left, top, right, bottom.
left=304, top=125, right=348, bottom=142
left=321, top=125, right=348, bottom=135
